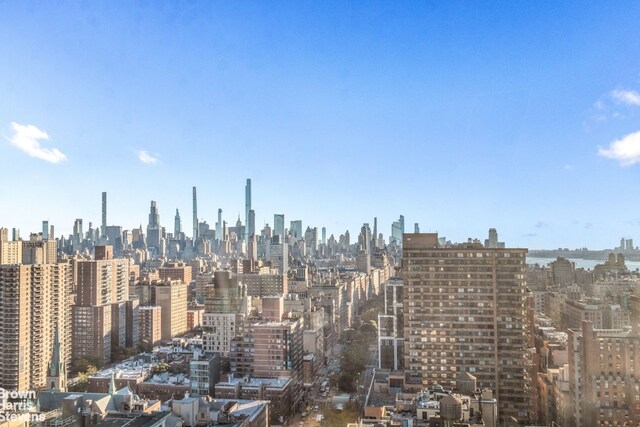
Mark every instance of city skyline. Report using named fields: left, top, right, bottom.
left=2, top=2, right=640, bottom=248
left=2, top=180, right=640, bottom=252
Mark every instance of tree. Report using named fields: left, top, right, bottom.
left=359, top=321, right=377, bottom=338
left=338, top=372, right=357, bottom=392
left=71, top=356, right=103, bottom=374
left=75, top=364, right=98, bottom=386
left=322, top=405, right=359, bottom=426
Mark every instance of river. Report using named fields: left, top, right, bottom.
left=527, top=256, right=640, bottom=271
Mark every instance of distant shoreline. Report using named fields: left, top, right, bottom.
left=528, top=249, right=640, bottom=262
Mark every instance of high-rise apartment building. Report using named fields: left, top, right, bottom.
left=203, top=271, right=250, bottom=356
left=158, top=261, right=193, bottom=284
left=240, top=270, right=288, bottom=298
left=551, top=257, right=575, bottom=286
left=402, top=233, right=531, bottom=424
left=0, top=261, right=72, bottom=391
left=22, top=239, right=57, bottom=264
left=76, top=246, right=129, bottom=306
left=155, top=280, right=188, bottom=341
left=229, top=317, right=304, bottom=380
left=139, top=306, right=162, bottom=346
left=73, top=246, right=130, bottom=365
left=0, top=229, right=23, bottom=264
left=566, top=296, right=640, bottom=427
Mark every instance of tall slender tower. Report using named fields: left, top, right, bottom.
left=373, top=217, right=378, bottom=248
left=245, top=179, right=251, bottom=241
left=248, top=209, right=256, bottom=238
left=216, top=209, right=222, bottom=241
left=101, top=192, right=107, bottom=239
left=192, top=186, right=198, bottom=242
left=174, top=209, right=182, bottom=236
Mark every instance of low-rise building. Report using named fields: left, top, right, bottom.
left=171, top=396, right=268, bottom=427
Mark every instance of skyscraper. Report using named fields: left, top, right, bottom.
left=155, top=280, right=188, bottom=341
left=245, top=178, right=251, bottom=241
left=101, top=191, right=107, bottom=239
left=274, top=214, right=285, bottom=238
left=148, top=201, right=160, bottom=228
left=174, top=209, right=182, bottom=236
left=42, top=220, right=49, bottom=240
left=73, top=218, right=83, bottom=250
left=567, top=298, right=640, bottom=427
left=0, top=228, right=22, bottom=264
left=216, top=208, right=222, bottom=241
left=373, top=217, right=378, bottom=248
left=74, top=246, right=130, bottom=365
left=391, top=218, right=402, bottom=246
left=488, top=228, right=498, bottom=248
left=203, top=271, right=250, bottom=356
left=0, top=261, right=72, bottom=391
left=192, top=186, right=198, bottom=242
left=147, top=201, right=161, bottom=250
left=290, top=220, right=303, bottom=240
left=248, top=209, right=256, bottom=238
left=402, top=233, right=531, bottom=424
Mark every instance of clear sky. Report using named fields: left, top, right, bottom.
left=1, top=1, right=640, bottom=249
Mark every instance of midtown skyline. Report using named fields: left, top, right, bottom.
left=2, top=2, right=640, bottom=248
left=1, top=183, right=638, bottom=252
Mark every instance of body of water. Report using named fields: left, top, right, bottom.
left=527, top=256, right=640, bottom=271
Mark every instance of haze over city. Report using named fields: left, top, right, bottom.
left=2, top=2, right=640, bottom=247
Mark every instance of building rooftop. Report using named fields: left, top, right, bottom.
left=89, top=359, right=153, bottom=380
left=145, top=372, right=189, bottom=385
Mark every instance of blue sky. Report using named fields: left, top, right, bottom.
left=2, top=1, right=640, bottom=249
